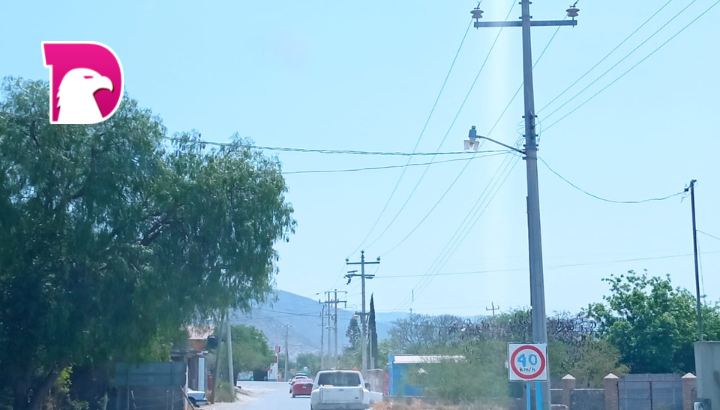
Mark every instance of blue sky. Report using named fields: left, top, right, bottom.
left=2, top=0, right=719, bottom=317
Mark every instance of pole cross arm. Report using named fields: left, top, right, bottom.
left=474, top=20, right=577, bottom=28
left=470, top=133, right=525, bottom=155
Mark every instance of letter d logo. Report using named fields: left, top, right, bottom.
left=42, top=42, right=124, bottom=124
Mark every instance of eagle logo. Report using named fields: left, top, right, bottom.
left=57, top=68, right=114, bottom=124
left=42, top=42, right=124, bottom=125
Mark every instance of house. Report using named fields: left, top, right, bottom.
left=171, top=325, right=214, bottom=392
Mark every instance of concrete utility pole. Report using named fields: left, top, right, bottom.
left=225, top=314, right=234, bottom=391
left=324, top=289, right=347, bottom=369
left=346, top=251, right=380, bottom=373
left=325, top=293, right=332, bottom=368
left=486, top=302, right=500, bottom=317
left=284, top=325, right=293, bottom=381
left=320, top=302, right=325, bottom=370
left=689, top=180, right=703, bottom=341
left=470, top=4, right=578, bottom=410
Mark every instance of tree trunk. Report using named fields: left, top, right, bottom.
left=25, top=363, right=69, bottom=410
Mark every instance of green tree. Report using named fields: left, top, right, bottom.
left=368, top=295, right=378, bottom=369
left=586, top=270, right=720, bottom=373
left=0, top=78, right=295, bottom=410
left=296, top=353, right=321, bottom=376
left=345, top=317, right=361, bottom=350
left=213, top=325, right=274, bottom=382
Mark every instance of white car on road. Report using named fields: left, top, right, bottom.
left=310, top=370, right=376, bottom=410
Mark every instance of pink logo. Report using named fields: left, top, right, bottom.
left=42, top=42, right=124, bottom=124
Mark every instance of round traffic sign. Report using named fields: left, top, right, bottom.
left=510, top=344, right=546, bottom=380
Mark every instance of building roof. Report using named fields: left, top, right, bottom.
left=392, top=355, right=465, bottom=364
left=187, top=325, right=214, bottom=340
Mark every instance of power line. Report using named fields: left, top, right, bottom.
left=537, top=0, right=675, bottom=115
left=409, top=157, right=521, bottom=306
left=539, top=157, right=686, bottom=204
left=375, top=251, right=720, bottom=279
left=542, top=0, right=720, bottom=131
left=344, top=17, right=475, bottom=258
left=282, top=151, right=512, bottom=175
left=162, top=137, right=492, bottom=157
left=539, top=0, right=699, bottom=125
left=388, top=155, right=521, bottom=313
left=355, top=0, right=519, bottom=256
left=698, top=230, right=720, bottom=242
left=385, top=11, right=567, bottom=312
left=487, top=15, right=566, bottom=138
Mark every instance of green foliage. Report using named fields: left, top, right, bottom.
left=406, top=340, right=509, bottom=403
left=345, top=316, right=361, bottom=350
left=389, top=314, right=465, bottom=354
left=212, top=325, right=274, bottom=383
left=0, top=77, right=295, bottom=410
left=377, top=339, right=392, bottom=369
left=296, top=353, right=321, bottom=376
left=369, top=295, right=378, bottom=369
left=585, top=270, right=720, bottom=373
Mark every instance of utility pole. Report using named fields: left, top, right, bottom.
left=225, top=314, right=234, bottom=392
left=470, top=4, right=578, bottom=410
left=486, top=302, right=500, bottom=317
left=689, top=180, right=703, bottom=341
left=210, top=315, right=225, bottom=404
left=319, top=302, right=325, bottom=370
left=283, top=325, right=293, bottom=381
left=326, top=293, right=332, bottom=368
left=326, top=289, right=347, bottom=369
left=346, top=251, right=380, bottom=373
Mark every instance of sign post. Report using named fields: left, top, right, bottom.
left=508, top=344, right=548, bottom=410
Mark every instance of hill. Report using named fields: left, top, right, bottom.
left=229, top=290, right=406, bottom=359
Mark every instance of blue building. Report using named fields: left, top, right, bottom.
left=387, top=354, right=465, bottom=397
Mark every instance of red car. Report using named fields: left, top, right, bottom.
left=288, top=376, right=311, bottom=393
left=291, top=377, right=314, bottom=398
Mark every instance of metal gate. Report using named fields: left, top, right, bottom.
left=619, top=374, right=682, bottom=410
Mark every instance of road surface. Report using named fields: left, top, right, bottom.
left=210, top=381, right=311, bottom=410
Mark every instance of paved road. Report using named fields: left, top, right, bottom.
left=235, top=381, right=311, bottom=410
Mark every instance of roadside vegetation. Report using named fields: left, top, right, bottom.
left=0, top=78, right=295, bottom=410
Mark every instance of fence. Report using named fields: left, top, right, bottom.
left=618, top=374, right=682, bottom=410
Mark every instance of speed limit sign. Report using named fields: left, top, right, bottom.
left=508, top=343, right=547, bottom=381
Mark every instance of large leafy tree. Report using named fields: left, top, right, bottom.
left=586, top=270, right=720, bottom=373
left=0, top=77, right=295, bottom=410
left=214, top=325, right=274, bottom=382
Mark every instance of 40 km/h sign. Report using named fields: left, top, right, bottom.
left=508, top=343, right=548, bottom=381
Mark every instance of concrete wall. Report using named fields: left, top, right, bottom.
left=571, top=389, right=605, bottom=410
left=694, top=342, right=720, bottom=407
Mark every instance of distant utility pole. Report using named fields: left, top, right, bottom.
left=688, top=180, right=703, bottom=341
left=319, top=302, right=325, bottom=370
left=283, top=324, right=293, bottom=381
left=469, top=3, right=579, bottom=410
left=346, top=250, right=380, bottom=373
left=486, top=302, right=500, bottom=317
left=324, top=289, right=347, bottom=369
left=326, top=293, right=333, bottom=368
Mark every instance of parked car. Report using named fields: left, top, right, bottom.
left=310, top=370, right=372, bottom=410
left=289, top=375, right=311, bottom=393
left=291, top=377, right=314, bottom=398
left=186, top=389, right=208, bottom=407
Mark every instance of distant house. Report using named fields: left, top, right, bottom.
left=171, top=325, right=213, bottom=392
left=387, top=354, right=465, bottom=397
